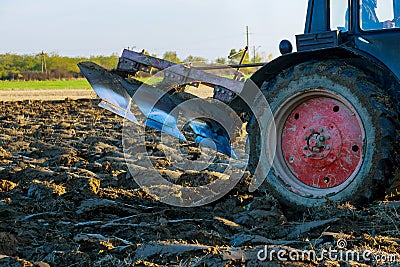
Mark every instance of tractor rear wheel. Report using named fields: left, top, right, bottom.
left=248, top=60, right=397, bottom=209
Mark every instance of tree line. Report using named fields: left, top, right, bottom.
left=0, top=53, right=119, bottom=81
left=0, top=49, right=272, bottom=81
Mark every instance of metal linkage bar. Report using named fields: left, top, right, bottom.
left=117, top=49, right=266, bottom=75
left=117, top=49, right=176, bottom=74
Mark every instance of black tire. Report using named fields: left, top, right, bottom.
left=248, top=60, right=398, bottom=209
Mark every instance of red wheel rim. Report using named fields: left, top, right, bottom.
left=281, top=96, right=364, bottom=189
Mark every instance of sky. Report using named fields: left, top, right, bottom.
left=0, top=0, right=308, bottom=61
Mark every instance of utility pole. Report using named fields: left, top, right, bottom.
left=41, top=51, right=47, bottom=74
left=253, top=45, right=256, bottom=63
left=253, top=45, right=261, bottom=63
left=246, top=26, right=249, bottom=48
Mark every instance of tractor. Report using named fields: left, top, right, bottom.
left=79, top=0, right=400, bottom=209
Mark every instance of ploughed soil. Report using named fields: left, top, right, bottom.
left=0, top=89, right=95, bottom=102
left=0, top=98, right=399, bottom=267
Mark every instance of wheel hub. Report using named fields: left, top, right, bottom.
left=281, top=97, right=364, bottom=189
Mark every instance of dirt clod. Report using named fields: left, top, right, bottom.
left=0, top=180, right=18, bottom=192
left=0, top=232, right=18, bottom=256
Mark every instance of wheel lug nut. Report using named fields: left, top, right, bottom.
left=303, top=146, right=309, bottom=150
left=326, top=145, right=331, bottom=150
left=303, top=136, right=308, bottom=140
left=326, top=135, right=331, bottom=140
left=319, top=136, right=325, bottom=141
left=319, top=128, right=324, bottom=133
left=309, top=128, right=314, bottom=133
left=289, top=157, right=294, bottom=163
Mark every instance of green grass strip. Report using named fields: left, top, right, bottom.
left=0, top=80, right=91, bottom=90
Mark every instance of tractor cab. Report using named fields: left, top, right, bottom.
left=331, top=0, right=400, bottom=31
left=296, top=0, right=400, bottom=81
left=303, top=0, right=400, bottom=35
